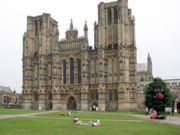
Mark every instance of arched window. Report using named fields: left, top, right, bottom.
left=114, top=8, right=118, bottom=23
left=63, top=60, right=66, bottom=84
left=49, top=93, right=52, bottom=100
left=114, top=90, right=118, bottom=101
left=40, top=21, right=42, bottom=31
left=140, top=77, right=144, bottom=81
left=35, top=93, right=38, bottom=101
left=108, top=9, right=112, bottom=24
left=96, top=93, right=99, bottom=100
left=70, top=58, right=74, bottom=84
left=91, top=93, right=94, bottom=100
left=108, top=44, right=112, bottom=49
left=35, top=21, right=38, bottom=36
left=78, top=59, right=81, bottom=84
left=114, top=44, right=118, bottom=49
left=109, top=91, right=113, bottom=101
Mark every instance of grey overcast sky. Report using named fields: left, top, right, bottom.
left=0, top=0, right=180, bottom=93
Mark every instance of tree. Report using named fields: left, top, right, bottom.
left=144, top=78, right=173, bottom=112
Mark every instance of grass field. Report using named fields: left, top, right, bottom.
left=0, top=117, right=180, bottom=135
left=0, top=111, right=180, bottom=135
left=37, top=111, right=143, bottom=120
left=0, top=107, right=45, bottom=115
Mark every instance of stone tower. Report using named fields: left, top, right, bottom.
left=94, top=0, right=137, bottom=110
left=148, top=53, right=152, bottom=76
left=23, top=13, right=59, bottom=110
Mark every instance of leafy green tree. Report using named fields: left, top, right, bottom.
left=144, top=78, right=173, bottom=112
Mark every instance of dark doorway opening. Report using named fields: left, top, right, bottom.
left=177, top=103, right=180, bottom=113
left=49, top=102, right=53, bottom=110
left=92, top=102, right=98, bottom=111
left=67, top=96, right=77, bottom=110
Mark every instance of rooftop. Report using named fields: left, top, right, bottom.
left=136, top=63, right=148, bottom=72
left=0, top=85, right=12, bottom=93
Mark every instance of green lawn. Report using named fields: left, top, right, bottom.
left=0, top=110, right=180, bottom=135
left=0, top=108, right=45, bottom=115
left=37, top=111, right=143, bottom=120
left=106, top=111, right=146, bottom=114
left=0, top=117, right=180, bottom=135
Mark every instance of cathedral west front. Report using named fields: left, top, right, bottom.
left=22, top=0, right=139, bottom=111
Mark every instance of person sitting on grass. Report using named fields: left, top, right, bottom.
left=67, top=111, right=72, bottom=116
left=73, top=116, right=88, bottom=126
left=151, top=109, right=157, bottom=119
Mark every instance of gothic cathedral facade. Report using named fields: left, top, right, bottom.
left=22, top=0, right=137, bottom=111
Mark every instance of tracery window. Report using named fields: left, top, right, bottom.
left=96, top=93, right=99, bottom=100
left=63, top=60, right=66, bottom=84
left=91, top=93, right=94, bottom=100
left=35, top=93, right=38, bottom=101
left=49, top=93, right=52, bottom=100
left=114, top=90, right=118, bottom=101
left=70, top=58, right=74, bottom=84
left=109, top=91, right=113, bottom=101
left=78, top=59, right=81, bottom=84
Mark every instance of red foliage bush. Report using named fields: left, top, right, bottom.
left=155, top=93, right=164, bottom=100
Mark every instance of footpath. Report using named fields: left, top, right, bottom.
left=0, top=111, right=56, bottom=119
left=131, top=114, right=180, bottom=126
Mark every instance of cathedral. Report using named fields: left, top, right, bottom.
left=22, top=0, right=139, bottom=111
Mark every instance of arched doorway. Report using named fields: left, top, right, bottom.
left=177, top=103, right=180, bottom=113
left=91, top=102, right=98, bottom=111
left=49, top=102, right=52, bottom=110
left=67, top=96, right=77, bottom=110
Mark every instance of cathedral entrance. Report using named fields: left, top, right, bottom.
left=177, top=103, right=180, bottom=113
left=67, top=96, right=77, bottom=110
left=91, top=102, right=98, bottom=111
left=49, top=102, right=52, bottom=110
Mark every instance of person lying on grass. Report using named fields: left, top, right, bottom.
left=73, top=116, right=88, bottom=126
left=88, top=120, right=100, bottom=127
left=73, top=116, right=100, bottom=126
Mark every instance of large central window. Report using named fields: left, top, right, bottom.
left=63, top=60, right=66, bottom=84
left=70, top=58, right=74, bottom=84
left=78, top=59, right=81, bottom=84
